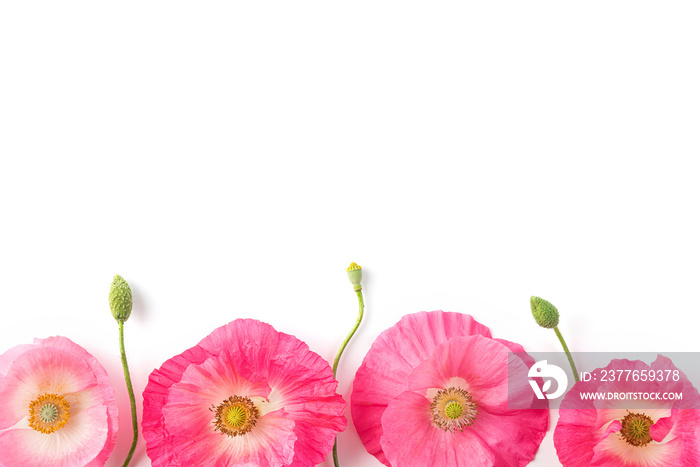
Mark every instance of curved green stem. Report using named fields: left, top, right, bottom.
left=333, top=288, right=364, bottom=376
left=119, top=320, right=138, bottom=467
left=332, top=287, right=365, bottom=467
left=554, top=326, right=579, bottom=383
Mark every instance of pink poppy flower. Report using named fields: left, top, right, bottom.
left=554, top=356, right=700, bottom=466
left=0, top=336, right=119, bottom=467
left=142, top=318, right=347, bottom=466
left=351, top=310, right=549, bottom=466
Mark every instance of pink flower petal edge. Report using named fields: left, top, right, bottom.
left=142, top=318, right=346, bottom=467
left=0, top=336, right=118, bottom=467
left=554, top=356, right=700, bottom=467
left=352, top=310, right=548, bottom=467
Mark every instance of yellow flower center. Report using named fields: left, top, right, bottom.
left=212, top=395, right=260, bottom=437
left=619, top=411, right=653, bottom=447
left=28, top=393, right=70, bottom=434
left=430, top=387, right=478, bottom=432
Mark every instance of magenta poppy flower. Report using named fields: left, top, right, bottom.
left=0, top=336, right=118, bottom=467
left=142, top=318, right=347, bottom=466
left=554, top=356, right=700, bottom=466
left=352, top=310, right=549, bottom=466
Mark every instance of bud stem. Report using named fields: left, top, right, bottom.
left=332, top=288, right=364, bottom=376
left=119, top=320, right=138, bottom=467
left=332, top=286, right=365, bottom=467
left=553, top=326, right=579, bottom=383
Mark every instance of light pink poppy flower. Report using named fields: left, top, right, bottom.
left=352, top=310, right=549, bottom=467
left=142, top=318, right=347, bottom=466
left=0, top=336, right=119, bottom=467
left=555, top=356, right=700, bottom=466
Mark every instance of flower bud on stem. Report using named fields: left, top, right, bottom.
left=332, top=263, right=365, bottom=467
left=530, top=296, right=579, bottom=383
left=110, top=275, right=138, bottom=467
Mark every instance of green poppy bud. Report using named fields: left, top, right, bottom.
left=530, top=296, right=559, bottom=329
left=109, top=274, right=133, bottom=322
left=347, top=262, right=362, bottom=290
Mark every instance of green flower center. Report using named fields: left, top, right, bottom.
left=430, top=387, right=478, bottom=432
left=619, top=412, right=653, bottom=447
left=444, top=401, right=463, bottom=420
left=225, top=405, right=247, bottom=427
left=39, top=403, right=59, bottom=423
left=212, top=395, right=260, bottom=437
left=28, top=393, right=70, bottom=434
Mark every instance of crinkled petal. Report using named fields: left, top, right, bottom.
left=176, top=409, right=296, bottom=467
left=469, top=405, right=550, bottom=466
left=0, top=337, right=117, bottom=467
left=284, top=392, right=346, bottom=466
left=555, top=356, right=700, bottom=467
left=0, top=344, right=34, bottom=378
left=670, top=408, right=700, bottom=466
left=160, top=353, right=274, bottom=457
left=591, top=431, right=682, bottom=467
left=380, top=390, right=495, bottom=466
left=406, top=335, right=529, bottom=412
left=554, top=407, right=606, bottom=467
left=171, top=352, right=271, bottom=407
left=0, top=347, right=96, bottom=429
left=198, top=319, right=347, bottom=466
left=143, top=344, right=215, bottom=466
left=599, top=419, right=621, bottom=442
left=352, top=311, right=491, bottom=465
left=650, top=416, right=674, bottom=443
left=0, top=404, right=108, bottom=467
left=36, top=337, right=119, bottom=465
left=143, top=319, right=345, bottom=467
left=402, top=335, right=548, bottom=466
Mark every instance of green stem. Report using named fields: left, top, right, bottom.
left=119, top=320, right=138, bottom=467
left=333, top=288, right=364, bottom=376
left=333, top=442, right=340, bottom=467
left=554, top=326, right=579, bottom=383
left=332, top=287, right=365, bottom=467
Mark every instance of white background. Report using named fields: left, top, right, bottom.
left=1, top=2, right=699, bottom=466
